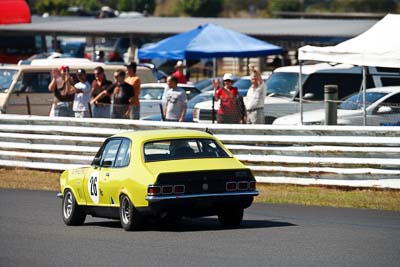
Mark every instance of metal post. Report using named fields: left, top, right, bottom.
left=362, top=66, right=367, bottom=126
left=324, top=85, right=338, bottom=125
left=91, top=36, right=96, bottom=61
left=26, top=95, right=31, bottom=115
left=298, top=61, right=303, bottom=125
left=52, top=33, right=57, bottom=52
left=213, top=58, right=217, bottom=77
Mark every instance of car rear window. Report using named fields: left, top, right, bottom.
left=143, top=138, right=230, bottom=162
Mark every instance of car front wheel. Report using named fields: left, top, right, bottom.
left=62, top=189, right=86, bottom=226
left=218, top=208, right=244, bottom=227
left=119, top=195, right=143, bottom=231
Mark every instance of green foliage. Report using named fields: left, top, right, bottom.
left=330, top=0, right=398, bottom=13
left=74, top=0, right=101, bottom=11
left=267, top=0, right=301, bottom=13
left=116, top=0, right=156, bottom=13
left=178, top=0, right=223, bottom=17
left=35, top=0, right=70, bottom=15
left=117, top=0, right=133, bottom=11
left=133, top=0, right=156, bottom=14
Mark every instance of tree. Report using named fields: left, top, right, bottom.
left=178, top=0, right=223, bottom=17
left=330, top=0, right=398, bottom=13
left=118, top=0, right=133, bottom=11
left=35, top=0, right=70, bottom=15
left=267, top=0, right=301, bottom=13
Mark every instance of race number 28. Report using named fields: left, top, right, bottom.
left=88, top=171, right=99, bottom=204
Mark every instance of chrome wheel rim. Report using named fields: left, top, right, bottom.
left=121, top=198, right=130, bottom=225
left=63, top=192, right=73, bottom=219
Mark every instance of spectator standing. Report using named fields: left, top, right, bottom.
left=90, top=66, right=112, bottom=118
left=48, top=66, right=74, bottom=117
left=245, top=64, right=266, bottom=124
left=91, top=69, right=134, bottom=119
left=172, top=60, right=187, bottom=84
left=162, top=75, right=187, bottom=122
left=125, top=62, right=141, bottom=119
left=212, top=73, right=245, bottom=124
left=72, top=68, right=91, bottom=118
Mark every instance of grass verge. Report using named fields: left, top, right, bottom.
left=1, top=168, right=399, bottom=211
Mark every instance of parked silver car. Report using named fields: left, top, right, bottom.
left=139, top=83, right=201, bottom=118
left=273, top=86, right=400, bottom=126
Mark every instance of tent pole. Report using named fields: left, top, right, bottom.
left=91, top=36, right=96, bottom=62
left=362, top=66, right=367, bottom=126
left=299, top=61, right=303, bottom=125
left=213, top=58, right=217, bottom=77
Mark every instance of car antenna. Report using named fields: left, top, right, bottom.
left=205, top=127, right=214, bottom=135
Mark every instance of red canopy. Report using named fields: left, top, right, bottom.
left=0, top=0, right=31, bottom=25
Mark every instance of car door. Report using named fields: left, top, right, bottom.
left=7, top=71, right=53, bottom=115
left=84, top=138, right=122, bottom=207
left=139, top=85, right=166, bottom=117
left=370, top=93, right=400, bottom=126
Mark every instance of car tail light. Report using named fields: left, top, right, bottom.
left=147, top=185, right=161, bottom=195
left=238, top=181, right=248, bottom=190
left=162, top=185, right=173, bottom=195
left=226, top=182, right=237, bottom=191
left=248, top=181, right=256, bottom=190
left=192, top=108, right=198, bottom=120
left=174, top=185, right=185, bottom=194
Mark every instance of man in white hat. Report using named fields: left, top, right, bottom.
left=172, top=60, right=187, bottom=84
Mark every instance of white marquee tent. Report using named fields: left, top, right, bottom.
left=299, top=14, right=400, bottom=67
left=297, top=13, right=400, bottom=125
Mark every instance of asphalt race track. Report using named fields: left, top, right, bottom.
left=0, top=189, right=399, bottom=266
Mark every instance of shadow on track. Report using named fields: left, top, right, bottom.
left=82, top=217, right=296, bottom=232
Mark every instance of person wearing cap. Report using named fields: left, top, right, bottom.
left=48, top=65, right=74, bottom=117
left=71, top=68, right=91, bottom=118
left=124, top=62, right=141, bottom=119
left=245, top=64, right=266, bottom=124
left=162, top=75, right=187, bottom=122
left=90, top=66, right=112, bottom=118
left=212, top=73, right=245, bottom=124
left=171, top=60, right=187, bottom=84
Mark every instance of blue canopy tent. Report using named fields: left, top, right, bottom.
left=138, top=23, right=282, bottom=60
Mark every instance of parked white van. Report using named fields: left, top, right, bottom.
left=0, top=58, right=155, bottom=115
left=192, top=63, right=400, bottom=124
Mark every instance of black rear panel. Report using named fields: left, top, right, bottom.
left=155, top=169, right=254, bottom=195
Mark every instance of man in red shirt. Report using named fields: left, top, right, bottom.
left=172, top=60, right=187, bottom=84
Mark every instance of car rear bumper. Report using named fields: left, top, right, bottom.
left=143, top=191, right=259, bottom=218
left=146, top=190, right=258, bottom=202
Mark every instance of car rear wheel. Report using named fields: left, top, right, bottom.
left=62, top=189, right=86, bottom=226
left=119, top=195, right=143, bottom=231
left=218, top=208, right=244, bottom=227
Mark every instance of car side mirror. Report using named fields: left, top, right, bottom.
left=377, top=106, right=392, bottom=114
left=303, top=93, right=314, bottom=99
left=92, top=157, right=101, bottom=166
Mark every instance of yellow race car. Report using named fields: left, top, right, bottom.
left=59, top=129, right=258, bottom=231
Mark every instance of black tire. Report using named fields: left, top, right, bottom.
left=218, top=209, right=244, bottom=227
left=62, top=189, right=86, bottom=226
left=119, top=195, right=143, bottom=231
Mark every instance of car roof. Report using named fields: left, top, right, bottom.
left=362, top=86, right=400, bottom=94
left=236, top=75, right=269, bottom=80
left=141, top=83, right=195, bottom=88
left=114, top=129, right=213, bottom=141
left=273, top=63, right=361, bottom=75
